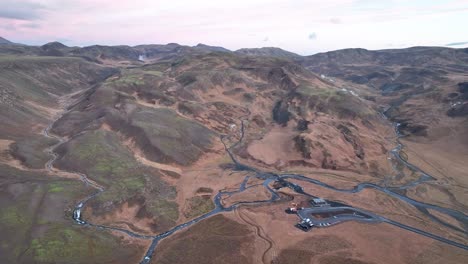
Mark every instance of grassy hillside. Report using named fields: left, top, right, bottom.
left=56, top=130, right=179, bottom=231
left=0, top=56, right=116, bottom=139
left=0, top=165, right=145, bottom=264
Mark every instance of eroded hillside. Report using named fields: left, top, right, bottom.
left=0, top=44, right=466, bottom=264
left=301, top=47, right=468, bottom=212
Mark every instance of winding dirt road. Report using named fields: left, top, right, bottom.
left=39, top=86, right=467, bottom=264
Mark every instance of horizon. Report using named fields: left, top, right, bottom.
left=1, top=35, right=467, bottom=57
left=1, top=0, right=468, bottom=55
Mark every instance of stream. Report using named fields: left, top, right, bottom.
left=42, top=90, right=467, bottom=264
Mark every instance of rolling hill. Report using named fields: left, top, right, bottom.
left=0, top=42, right=467, bottom=264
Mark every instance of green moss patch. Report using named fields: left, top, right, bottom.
left=47, top=182, right=65, bottom=193
left=56, top=129, right=179, bottom=228
left=30, top=225, right=124, bottom=263
left=183, top=196, right=215, bottom=219
left=0, top=163, right=144, bottom=263
left=0, top=206, right=31, bottom=228
left=146, top=199, right=179, bottom=223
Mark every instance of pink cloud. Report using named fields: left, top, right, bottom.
left=0, top=0, right=466, bottom=54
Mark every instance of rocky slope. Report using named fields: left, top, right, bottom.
left=235, top=47, right=301, bottom=59
left=301, top=46, right=468, bottom=217
left=0, top=36, right=13, bottom=45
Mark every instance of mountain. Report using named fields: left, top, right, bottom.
left=40, top=41, right=69, bottom=56
left=301, top=47, right=468, bottom=229
left=0, top=43, right=466, bottom=264
left=235, top=47, right=301, bottom=59
left=302, top=46, right=468, bottom=68
left=42, top=41, right=68, bottom=50
left=194, top=43, right=231, bottom=53
left=302, top=46, right=468, bottom=132
left=0, top=36, right=13, bottom=45
left=0, top=42, right=231, bottom=64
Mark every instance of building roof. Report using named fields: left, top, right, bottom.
left=312, top=198, right=327, bottom=204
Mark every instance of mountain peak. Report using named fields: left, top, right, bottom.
left=42, top=41, right=68, bottom=49
left=194, top=43, right=231, bottom=52
left=0, top=36, right=13, bottom=45
left=235, top=47, right=300, bottom=58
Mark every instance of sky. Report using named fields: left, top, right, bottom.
left=1, top=0, right=467, bottom=55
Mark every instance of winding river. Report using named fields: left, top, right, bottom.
left=42, top=89, right=467, bottom=264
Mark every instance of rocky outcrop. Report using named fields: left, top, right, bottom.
left=294, top=134, right=312, bottom=159
left=458, top=82, right=468, bottom=100
left=447, top=102, right=468, bottom=117
left=272, top=100, right=290, bottom=126
left=337, top=124, right=365, bottom=159
left=297, top=119, right=310, bottom=131
left=458, top=82, right=468, bottom=93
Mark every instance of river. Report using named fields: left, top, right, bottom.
left=42, top=89, right=467, bottom=264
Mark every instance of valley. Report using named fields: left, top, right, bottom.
left=0, top=40, right=467, bottom=264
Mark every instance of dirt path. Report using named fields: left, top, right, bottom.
left=121, top=136, right=182, bottom=174
left=235, top=207, right=277, bottom=264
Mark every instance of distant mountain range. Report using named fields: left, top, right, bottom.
left=0, top=36, right=300, bottom=59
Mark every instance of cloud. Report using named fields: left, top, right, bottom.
left=22, top=22, right=41, bottom=29
left=0, top=19, right=41, bottom=31
left=0, top=1, right=45, bottom=20
left=446, top=41, right=468, bottom=46
left=308, top=32, right=317, bottom=40
left=0, top=23, right=15, bottom=31
left=263, top=37, right=269, bottom=42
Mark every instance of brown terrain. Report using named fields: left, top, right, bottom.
left=0, top=38, right=467, bottom=264
left=152, top=206, right=467, bottom=264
